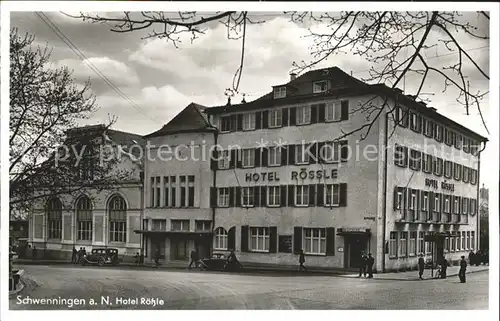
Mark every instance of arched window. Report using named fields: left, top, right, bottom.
left=214, top=227, right=228, bottom=250
left=76, top=196, right=93, bottom=240
left=108, top=195, right=127, bottom=242
left=47, top=198, right=62, bottom=239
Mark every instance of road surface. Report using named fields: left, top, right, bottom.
left=10, top=264, right=488, bottom=310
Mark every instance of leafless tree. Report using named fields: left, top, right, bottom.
left=66, top=11, right=490, bottom=139
left=9, top=28, right=135, bottom=218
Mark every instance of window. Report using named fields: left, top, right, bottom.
left=242, top=187, right=254, bottom=207
left=399, top=232, right=408, bottom=257
left=434, top=194, right=440, bottom=213
left=268, top=186, right=281, bottom=207
left=418, top=232, right=425, bottom=255
left=296, top=106, right=311, bottom=125
left=409, top=191, right=417, bottom=211
left=47, top=198, right=62, bottom=239
left=445, top=129, right=454, bottom=146
left=397, top=106, right=409, bottom=127
left=455, top=134, right=463, bottom=150
left=196, top=220, right=211, bottom=232
left=242, top=149, right=255, bottom=168
left=394, top=145, right=407, bottom=167
left=220, top=116, right=232, bottom=132
left=295, top=144, right=309, bottom=164
left=435, top=124, right=443, bottom=141
left=395, top=189, right=404, bottom=210
left=410, top=112, right=420, bottom=132
left=76, top=196, right=92, bottom=241
left=425, top=233, right=431, bottom=254
left=445, top=237, right=450, bottom=252
left=323, top=141, right=340, bottom=163
left=466, top=231, right=470, bottom=250
left=218, top=188, right=230, bottom=207
left=461, top=231, right=466, bottom=250
left=269, top=109, right=282, bottom=128
left=108, top=195, right=127, bottom=242
left=462, top=198, right=468, bottom=215
left=470, top=169, right=477, bottom=185
left=188, top=175, right=195, bottom=207
left=274, top=86, right=286, bottom=99
left=164, top=176, right=176, bottom=207
left=242, top=113, right=256, bottom=131
left=313, top=80, right=328, bottom=93
left=471, top=231, right=475, bottom=250
left=152, top=219, right=166, bottom=231
left=295, top=185, right=309, bottom=206
left=214, top=227, right=228, bottom=250
left=304, top=228, right=326, bottom=255
left=433, top=157, right=443, bottom=176
left=454, top=163, right=462, bottom=181
left=422, top=192, right=429, bottom=219
left=218, top=150, right=230, bottom=169
left=180, top=176, right=187, bottom=207
left=389, top=232, right=398, bottom=258
left=325, top=102, right=341, bottom=121
left=462, top=166, right=470, bottom=183
left=250, top=227, right=270, bottom=252
left=463, top=137, right=470, bottom=153
left=455, top=234, right=460, bottom=251
left=150, top=177, right=157, bottom=207
left=470, top=141, right=478, bottom=154
left=471, top=199, right=476, bottom=215
left=423, top=154, right=432, bottom=173
left=444, top=161, right=453, bottom=178
left=424, top=119, right=434, bottom=137
left=325, top=184, right=340, bottom=207
left=453, top=197, right=459, bottom=214
left=268, top=146, right=281, bottom=166
left=451, top=235, right=456, bottom=251
left=444, top=196, right=450, bottom=213
left=409, top=149, right=421, bottom=170
left=409, top=231, right=417, bottom=256
left=171, top=219, right=189, bottom=231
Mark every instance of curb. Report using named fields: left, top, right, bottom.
left=340, top=268, right=489, bottom=281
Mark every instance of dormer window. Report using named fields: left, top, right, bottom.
left=274, top=86, right=286, bottom=99
left=313, top=80, right=328, bottom=93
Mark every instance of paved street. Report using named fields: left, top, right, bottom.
left=10, top=264, right=488, bottom=310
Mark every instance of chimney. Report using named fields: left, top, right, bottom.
left=290, top=72, right=297, bottom=81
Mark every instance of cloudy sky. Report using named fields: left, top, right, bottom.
left=10, top=11, right=495, bottom=187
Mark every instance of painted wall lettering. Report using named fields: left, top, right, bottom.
left=425, top=178, right=438, bottom=189
left=245, top=172, right=280, bottom=182
left=441, top=182, right=455, bottom=192
left=291, top=168, right=338, bottom=180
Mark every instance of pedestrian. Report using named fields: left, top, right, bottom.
left=367, top=253, right=375, bottom=278
left=359, top=252, right=368, bottom=277
left=299, top=249, right=307, bottom=272
left=468, top=250, right=474, bottom=265
left=154, top=248, right=160, bottom=267
left=418, top=253, right=425, bottom=280
left=440, top=256, right=448, bottom=279
left=459, top=255, right=467, bottom=283
left=188, top=249, right=198, bottom=269
left=72, top=247, right=77, bottom=263
left=32, top=246, right=37, bottom=260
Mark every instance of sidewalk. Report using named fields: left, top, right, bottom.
left=343, top=264, right=489, bottom=281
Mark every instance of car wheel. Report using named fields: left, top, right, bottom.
left=98, top=257, right=105, bottom=267
left=80, top=258, right=86, bottom=266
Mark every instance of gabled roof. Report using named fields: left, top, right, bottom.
left=145, top=102, right=216, bottom=138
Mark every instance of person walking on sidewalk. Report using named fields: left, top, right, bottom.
left=188, top=249, right=198, bottom=270
left=440, top=256, right=448, bottom=279
left=459, top=255, right=467, bottom=283
left=418, top=253, right=425, bottom=280
left=71, top=247, right=77, bottom=264
left=298, top=249, right=307, bottom=272
left=367, top=253, right=375, bottom=278
left=154, top=248, right=161, bottom=267
left=359, top=252, right=368, bottom=277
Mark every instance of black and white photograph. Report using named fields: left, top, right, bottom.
left=1, top=1, right=499, bottom=314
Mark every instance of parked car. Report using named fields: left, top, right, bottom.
left=198, top=252, right=243, bottom=272
left=80, top=248, right=121, bottom=267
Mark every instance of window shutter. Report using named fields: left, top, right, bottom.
left=282, top=108, right=289, bottom=126
left=229, top=187, right=235, bottom=207
left=269, top=226, right=277, bottom=253
left=210, top=187, right=217, bottom=208
left=402, top=108, right=409, bottom=127
left=288, top=145, right=296, bottom=165
left=255, top=112, right=262, bottom=130
left=262, top=110, right=269, bottom=129
left=289, top=107, right=297, bottom=126
left=287, top=185, right=295, bottom=207
left=262, top=148, right=269, bottom=167
left=228, top=227, right=236, bottom=250
left=235, top=187, right=241, bottom=207
left=237, top=114, right=243, bottom=131
left=309, top=184, right=316, bottom=206
left=310, top=104, right=318, bottom=123
left=317, top=184, right=324, bottom=206
left=254, top=148, right=261, bottom=167
left=236, top=150, right=242, bottom=168
left=308, top=142, right=318, bottom=163
left=241, top=225, right=249, bottom=252
left=340, top=140, right=348, bottom=162
left=318, top=103, right=326, bottom=122
left=403, top=188, right=408, bottom=219
left=230, top=115, right=237, bottom=131
left=280, top=185, right=287, bottom=207
left=415, top=189, right=420, bottom=221
left=260, top=186, right=267, bottom=207
left=417, top=115, right=422, bottom=133
left=293, top=226, right=302, bottom=254
left=210, top=149, right=218, bottom=170
left=230, top=149, right=236, bottom=169
left=281, top=146, right=288, bottom=166
left=393, top=186, right=399, bottom=210
left=326, top=227, right=335, bottom=256
left=403, top=146, right=409, bottom=167
left=341, top=100, right=349, bottom=120
left=253, top=186, right=260, bottom=207
left=339, top=183, right=347, bottom=207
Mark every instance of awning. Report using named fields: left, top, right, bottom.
left=336, top=228, right=371, bottom=236
left=133, top=230, right=212, bottom=237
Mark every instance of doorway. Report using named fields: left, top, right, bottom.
left=345, top=236, right=367, bottom=268
left=150, top=236, right=166, bottom=259
left=171, top=238, right=188, bottom=260
left=195, top=238, right=210, bottom=260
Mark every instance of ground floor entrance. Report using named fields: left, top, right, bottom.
left=339, top=230, right=371, bottom=269
left=140, top=231, right=213, bottom=262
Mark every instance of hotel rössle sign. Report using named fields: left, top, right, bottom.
left=245, top=168, right=339, bottom=182
left=425, top=178, right=455, bottom=192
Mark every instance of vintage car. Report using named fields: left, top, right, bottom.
left=198, top=252, right=243, bottom=272
left=80, top=248, right=121, bottom=267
